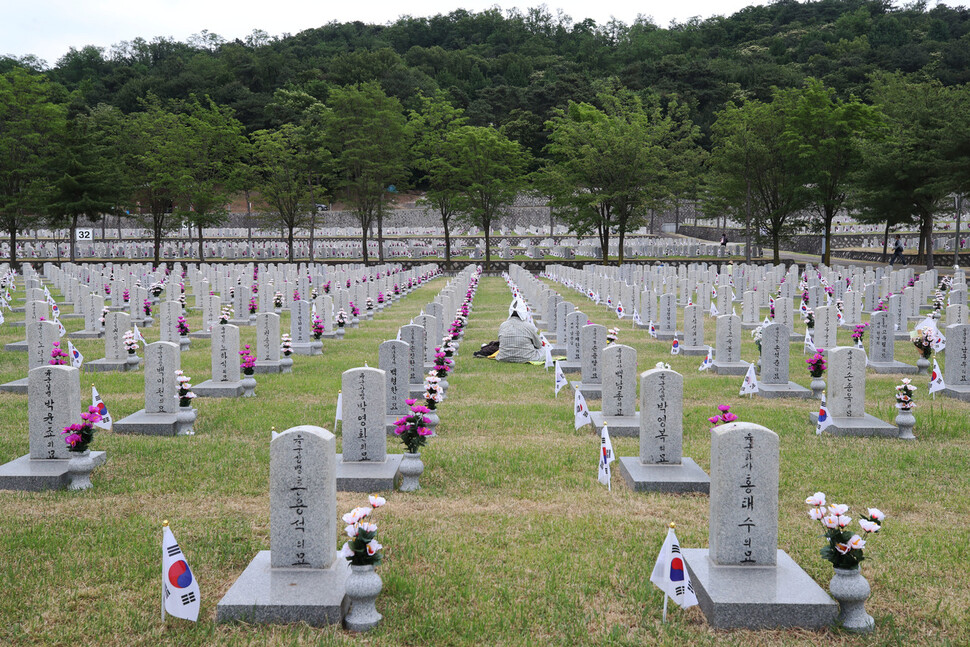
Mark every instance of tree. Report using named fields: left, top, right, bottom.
left=123, top=98, right=185, bottom=266
left=780, top=78, right=884, bottom=265
left=48, top=98, right=127, bottom=261
left=708, top=96, right=809, bottom=263
left=541, top=92, right=666, bottom=264
left=408, top=91, right=467, bottom=267
left=250, top=125, right=315, bottom=262
left=0, top=69, right=65, bottom=269
left=449, top=125, right=528, bottom=269
left=172, top=96, right=249, bottom=261
left=327, top=82, right=408, bottom=264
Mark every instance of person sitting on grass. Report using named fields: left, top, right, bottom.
left=496, top=299, right=542, bottom=363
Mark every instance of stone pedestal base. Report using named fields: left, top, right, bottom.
left=0, top=452, right=107, bottom=491
left=589, top=411, right=640, bottom=437
left=617, top=457, right=710, bottom=493
left=409, top=384, right=426, bottom=399
left=712, top=361, right=750, bottom=376
left=114, top=410, right=181, bottom=436
left=941, top=385, right=970, bottom=402
left=68, top=330, right=103, bottom=339
left=809, top=412, right=898, bottom=437
left=216, top=551, right=349, bottom=627
left=188, top=330, right=212, bottom=340
left=867, top=360, right=917, bottom=374
left=558, top=360, right=581, bottom=375
left=85, top=358, right=140, bottom=372
left=682, top=549, right=837, bottom=630
left=569, top=380, right=602, bottom=401
left=194, top=379, right=245, bottom=397
left=335, top=454, right=403, bottom=492
left=291, top=343, right=320, bottom=356
left=0, top=377, right=28, bottom=394
left=3, top=340, right=27, bottom=352
left=656, top=330, right=682, bottom=341
left=229, top=318, right=252, bottom=327
left=757, top=382, right=813, bottom=399
left=254, top=360, right=283, bottom=374
left=680, top=345, right=708, bottom=356
left=740, top=322, right=762, bottom=330
left=386, top=414, right=407, bottom=436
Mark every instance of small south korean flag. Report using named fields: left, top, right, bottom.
left=598, top=424, right=615, bottom=491
left=615, top=302, right=624, bottom=319
left=816, top=394, right=833, bottom=435
left=648, top=322, right=658, bottom=339
left=633, top=309, right=644, bottom=327
left=67, top=341, right=84, bottom=369
left=929, top=359, right=946, bottom=395
left=574, top=387, right=591, bottom=430
left=803, top=328, right=816, bottom=354
left=540, top=333, right=553, bottom=370
left=650, top=524, right=698, bottom=620
left=709, top=302, right=718, bottom=318
left=133, top=325, right=146, bottom=344
left=739, top=364, right=759, bottom=396
left=698, top=347, right=713, bottom=372
left=670, top=337, right=680, bottom=355
left=162, top=522, right=201, bottom=622
left=554, top=360, right=568, bottom=396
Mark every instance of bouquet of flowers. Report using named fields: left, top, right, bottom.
left=50, top=341, right=68, bottom=365
left=273, top=291, right=283, bottom=308
left=179, top=293, right=186, bottom=309
left=338, top=495, right=386, bottom=565
left=350, top=303, right=360, bottom=317
left=177, top=315, right=190, bottom=336
left=104, top=283, right=111, bottom=295
left=150, top=282, right=164, bottom=298
left=933, top=290, right=945, bottom=311
left=874, top=298, right=888, bottom=313
left=62, top=405, right=102, bottom=453
left=123, top=330, right=138, bottom=354
left=293, top=289, right=301, bottom=302
left=803, top=308, right=815, bottom=329
left=805, top=492, right=885, bottom=570
left=393, top=399, right=434, bottom=453
left=310, top=287, right=318, bottom=301
left=239, top=344, right=256, bottom=375
left=366, top=297, right=374, bottom=311
left=323, top=281, right=331, bottom=294
left=442, top=339, right=457, bottom=358
left=336, top=309, right=348, bottom=327
left=175, top=370, right=196, bottom=407
left=100, top=306, right=109, bottom=327
left=219, top=305, right=233, bottom=324
left=433, top=348, right=453, bottom=378
left=424, top=374, right=442, bottom=409
left=251, top=283, right=259, bottom=294
left=280, top=334, right=292, bottom=357
left=143, top=299, right=152, bottom=317
left=851, top=323, right=869, bottom=345
left=393, top=283, right=400, bottom=295
left=312, top=315, right=324, bottom=340
left=248, top=296, right=257, bottom=315
left=122, top=289, right=130, bottom=303
left=806, top=350, right=827, bottom=378
left=911, top=327, right=934, bottom=359
left=751, top=326, right=763, bottom=352
left=895, top=378, right=916, bottom=411
left=707, top=404, right=738, bottom=426
left=377, top=292, right=385, bottom=304
left=606, top=328, right=619, bottom=345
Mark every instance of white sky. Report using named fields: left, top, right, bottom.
left=4, top=0, right=772, bottom=67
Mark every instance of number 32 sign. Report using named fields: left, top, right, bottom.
left=76, top=228, right=93, bottom=240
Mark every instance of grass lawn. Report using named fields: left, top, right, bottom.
left=0, top=273, right=967, bottom=646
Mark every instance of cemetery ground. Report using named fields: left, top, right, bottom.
left=0, top=275, right=968, bottom=646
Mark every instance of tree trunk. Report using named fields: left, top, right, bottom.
left=617, top=226, right=625, bottom=266
left=377, top=208, right=385, bottom=263
left=955, top=195, right=963, bottom=268
left=483, top=223, right=491, bottom=271
left=288, top=225, right=295, bottom=263
left=9, top=227, right=18, bottom=271
left=772, top=232, right=780, bottom=264
left=674, top=199, right=680, bottom=233
left=197, top=224, right=205, bottom=262
left=443, top=213, right=451, bottom=269
left=882, top=221, right=890, bottom=262
left=822, top=205, right=835, bottom=266
left=69, top=214, right=78, bottom=262
left=924, top=212, right=934, bottom=270
left=153, top=220, right=162, bottom=267
left=360, top=219, right=369, bottom=265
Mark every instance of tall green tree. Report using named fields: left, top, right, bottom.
left=0, top=69, right=66, bottom=269
left=449, top=125, right=528, bottom=269
left=250, top=124, right=315, bottom=262
left=408, top=91, right=467, bottom=266
left=780, top=78, right=884, bottom=265
left=172, top=96, right=249, bottom=261
left=542, top=92, right=667, bottom=264
left=327, top=82, right=408, bottom=264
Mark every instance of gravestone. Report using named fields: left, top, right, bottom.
left=656, top=293, right=679, bottom=340
left=867, top=311, right=915, bottom=374
left=810, top=347, right=896, bottom=436
left=682, top=422, right=837, bottom=629
left=335, top=367, right=402, bottom=491
left=571, top=323, right=606, bottom=399
left=399, top=324, right=426, bottom=398
left=589, top=344, right=640, bottom=437
left=756, top=323, right=811, bottom=398
left=947, top=303, right=968, bottom=326
left=194, top=324, right=244, bottom=397
left=942, top=323, right=970, bottom=401
left=559, top=310, right=586, bottom=374
left=379, top=339, right=410, bottom=433
left=0, top=365, right=108, bottom=490
left=290, top=300, right=316, bottom=356
left=254, top=313, right=283, bottom=374
left=86, top=311, right=140, bottom=372
left=617, top=367, right=709, bottom=493
left=712, top=315, right=749, bottom=375
left=216, top=425, right=349, bottom=626
left=70, top=293, right=105, bottom=339
left=0, top=320, right=61, bottom=393
left=681, top=304, right=707, bottom=355
left=158, top=300, right=181, bottom=344
left=813, top=306, right=837, bottom=352
left=114, top=341, right=185, bottom=436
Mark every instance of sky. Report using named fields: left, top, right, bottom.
left=4, top=0, right=773, bottom=67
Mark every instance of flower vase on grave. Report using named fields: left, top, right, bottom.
left=895, top=408, right=916, bottom=440
left=241, top=370, right=257, bottom=397
left=810, top=376, right=826, bottom=399
left=67, top=450, right=95, bottom=490
left=423, top=407, right=440, bottom=432
left=344, top=564, right=383, bottom=631
left=179, top=336, right=190, bottom=352
left=177, top=404, right=197, bottom=435
left=126, top=352, right=140, bottom=369
left=829, top=567, right=875, bottom=633
left=398, top=452, right=424, bottom=493
left=916, top=357, right=930, bottom=375
left=280, top=354, right=293, bottom=374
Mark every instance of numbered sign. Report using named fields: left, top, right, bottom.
left=76, top=228, right=94, bottom=241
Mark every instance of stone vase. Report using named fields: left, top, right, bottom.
left=241, top=372, right=257, bottom=397
left=344, top=563, right=383, bottom=631
left=424, top=411, right=440, bottom=433
left=895, top=409, right=916, bottom=440
left=274, top=307, right=282, bottom=315
left=916, top=356, right=930, bottom=375
left=829, top=567, right=875, bottom=633
left=179, top=336, right=190, bottom=352
left=249, top=313, right=256, bottom=323
left=311, top=339, right=323, bottom=355
left=67, top=449, right=95, bottom=490
left=126, top=353, right=140, bottom=369
left=280, top=355, right=293, bottom=374
left=398, top=451, right=424, bottom=492
left=177, top=406, right=197, bottom=435
left=810, top=377, right=826, bottom=399
left=336, top=327, right=346, bottom=338
left=142, top=316, right=153, bottom=327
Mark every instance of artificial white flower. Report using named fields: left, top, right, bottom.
left=848, top=535, right=866, bottom=551
left=345, top=524, right=358, bottom=538
left=368, top=494, right=386, bottom=508
left=868, top=508, right=886, bottom=521
left=822, top=514, right=840, bottom=529
left=365, top=539, right=382, bottom=556
left=805, top=492, right=826, bottom=506
left=808, top=507, right=826, bottom=521
left=358, top=522, right=377, bottom=534
left=338, top=542, right=355, bottom=559
left=835, top=542, right=851, bottom=555
left=837, top=515, right=852, bottom=528
left=828, top=503, right=849, bottom=516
